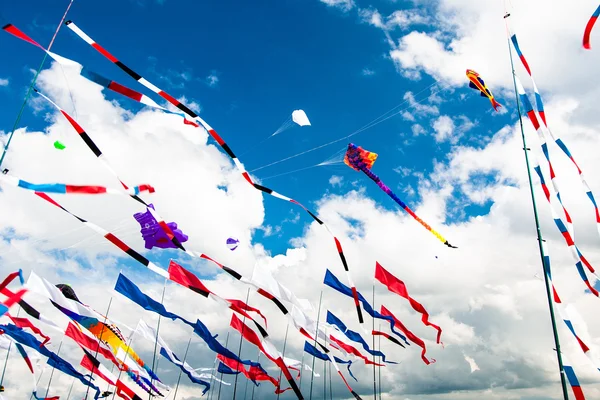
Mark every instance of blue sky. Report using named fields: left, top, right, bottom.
left=5, top=1, right=599, bottom=399
left=0, top=0, right=513, bottom=255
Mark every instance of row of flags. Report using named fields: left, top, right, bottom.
left=0, top=260, right=441, bottom=399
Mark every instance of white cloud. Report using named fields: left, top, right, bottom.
left=0, top=78, right=8, bottom=87
left=206, top=71, right=219, bottom=87
left=411, top=123, right=426, bottom=136
left=329, top=175, right=344, bottom=187
left=432, top=115, right=455, bottom=143
left=320, top=0, right=355, bottom=12
left=362, top=67, right=375, bottom=76
left=5, top=1, right=600, bottom=397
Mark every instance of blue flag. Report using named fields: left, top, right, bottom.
left=323, top=270, right=409, bottom=345
left=0, top=324, right=101, bottom=399
left=303, top=341, right=356, bottom=381
left=326, top=311, right=396, bottom=363
left=115, top=273, right=263, bottom=370
left=160, top=348, right=210, bottom=395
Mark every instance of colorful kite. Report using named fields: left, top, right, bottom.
left=133, top=204, right=188, bottom=249
left=584, top=4, right=600, bottom=49
left=344, top=143, right=457, bottom=248
left=226, top=237, right=239, bottom=251
left=466, top=69, right=501, bottom=111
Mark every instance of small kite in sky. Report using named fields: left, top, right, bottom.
left=583, top=4, right=600, bottom=49
left=464, top=355, right=480, bottom=373
left=53, top=140, right=66, bottom=150
left=466, top=69, right=501, bottom=111
left=226, top=237, right=239, bottom=251
left=133, top=204, right=188, bottom=249
left=272, top=109, right=311, bottom=136
left=344, top=143, right=457, bottom=248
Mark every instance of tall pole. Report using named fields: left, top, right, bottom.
left=0, top=306, right=20, bottom=387
left=0, top=0, right=76, bottom=170
left=232, top=288, right=250, bottom=400
left=217, top=332, right=230, bottom=400
left=505, top=27, right=569, bottom=400
left=149, top=279, right=168, bottom=400
left=298, top=352, right=305, bottom=390
left=276, top=324, right=290, bottom=400
left=322, top=327, right=326, bottom=400
left=250, top=351, right=261, bottom=400
left=172, top=337, right=192, bottom=400
left=372, top=284, right=377, bottom=399
left=308, top=291, right=323, bottom=400
left=207, top=354, right=218, bottom=400
left=65, top=376, right=76, bottom=400
left=86, top=298, right=113, bottom=400
left=111, top=329, right=137, bottom=400
left=378, top=323, right=382, bottom=400
left=328, top=357, right=332, bottom=400
left=44, top=341, right=63, bottom=398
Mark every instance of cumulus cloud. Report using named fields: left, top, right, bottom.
left=319, top=0, right=355, bottom=12
left=0, top=78, right=8, bottom=87
left=206, top=71, right=219, bottom=88
left=4, top=1, right=600, bottom=398
left=432, top=115, right=455, bottom=143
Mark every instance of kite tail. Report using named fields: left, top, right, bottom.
left=359, top=165, right=456, bottom=248
left=490, top=98, right=502, bottom=111
left=583, top=4, right=600, bottom=49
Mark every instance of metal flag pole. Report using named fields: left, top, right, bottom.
left=0, top=306, right=20, bottom=387
left=217, top=332, right=230, bottom=400
left=172, top=337, right=192, bottom=400
left=505, top=16, right=569, bottom=399
left=322, top=326, right=326, bottom=400
left=378, top=323, right=382, bottom=400
left=86, top=297, right=113, bottom=400
left=43, top=341, right=63, bottom=398
left=298, top=351, right=305, bottom=391
left=276, top=324, right=289, bottom=400
left=0, top=0, right=76, bottom=170
left=372, top=283, right=377, bottom=399
left=250, top=351, right=261, bottom=400
left=149, top=279, right=168, bottom=400
left=111, top=328, right=137, bottom=400
left=232, top=288, right=251, bottom=400
left=308, top=291, right=323, bottom=400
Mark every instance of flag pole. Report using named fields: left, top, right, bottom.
left=149, top=278, right=168, bottom=400
left=0, top=306, right=20, bottom=388
left=372, top=283, right=377, bottom=399
left=250, top=351, right=261, bottom=400
left=43, top=340, right=63, bottom=398
left=308, top=291, right=323, bottom=400
left=505, top=14, right=569, bottom=399
left=232, top=288, right=250, bottom=400
left=111, top=328, right=137, bottom=400
left=276, top=324, right=289, bottom=400
left=217, top=332, right=230, bottom=400
left=378, top=323, right=382, bottom=400
left=322, top=326, right=326, bottom=400
left=86, top=297, right=113, bottom=400
left=0, top=0, right=76, bottom=170
left=172, top=337, right=192, bottom=400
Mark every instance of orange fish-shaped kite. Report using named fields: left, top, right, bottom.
left=466, top=69, right=501, bottom=111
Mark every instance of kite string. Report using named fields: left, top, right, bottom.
left=248, top=81, right=446, bottom=174
left=0, top=0, right=75, bottom=170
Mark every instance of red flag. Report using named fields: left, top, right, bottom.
left=328, top=335, right=383, bottom=366
left=65, top=322, right=119, bottom=367
left=375, top=262, right=442, bottom=343
left=229, top=314, right=301, bottom=399
left=7, top=314, right=50, bottom=346
left=380, top=305, right=435, bottom=365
